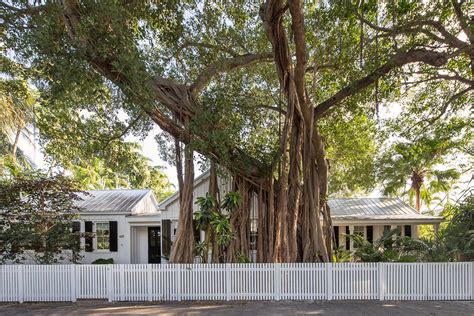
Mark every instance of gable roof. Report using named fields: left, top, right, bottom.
left=158, top=170, right=210, bottom=208
left=329, top=198, right=442, bottom=223
left=158, top=170, right=442, bottom=224
left=75, top=189, right=158, bottom=214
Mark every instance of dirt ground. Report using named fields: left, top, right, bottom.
left=0, top=300, right=473, bottom=316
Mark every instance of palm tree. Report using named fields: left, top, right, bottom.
left=378, top=136, right=461, bottom=213
left=0, top=59, right=36, bottom=162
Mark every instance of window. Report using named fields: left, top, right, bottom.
left=96, top=222, right=110, bottom=250
left=404, top=225, right=412, bottom=237
left=354, top=226, right=365, bottom=237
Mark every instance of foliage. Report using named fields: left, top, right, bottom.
left=1, top=0, right=472, bottom=262
left=0, top=172, right=85, bottom=264
left=351, top=228, right=430, bottom=262
left=194, top=191, right=241, bottom=262
left=438, top=196, right=474, bottom=261
left=377, top=122, right=468, bottom=210
left=333, top=246, right=352, bottom=263
left=91, top=258, right=114, bottom=264
left=235, top=251, right=251, bottom=263
left=194, top=241, right=206, bottom=262
left=321, top=111, right=377, bottom=196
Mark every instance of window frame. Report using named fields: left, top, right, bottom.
left=94, top=222, right=110, bottom=252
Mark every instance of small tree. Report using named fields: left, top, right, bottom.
left=0, top=173, right=85, bottom=264
left=378, top=134, right=462, bottom=213
left=194, top=191, right=241, bottom=263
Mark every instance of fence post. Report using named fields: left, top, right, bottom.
left=423, top=263, right=428, bottom=300
left=119, top=265, right=125, bottom=301
left=378, top=263, right=384, bottom=301
left=327, top=263, right=333, bottom=300
left=176, top=265, right=182, bottom=301
left=274, top=263, right=281, bottom=301
left=226, top=264, right=231, bottom=301
left=70, top=265, right=77, bottom=302
left=18, top=265, right=24, bottom=303
left=471, top=262, right=474, bottom=300
left=147, top=265, right=153, bottom=301
left=107, top=265, right=113, bottom=302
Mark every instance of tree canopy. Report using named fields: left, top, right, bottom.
left=1, top=0, right=471, bottom=263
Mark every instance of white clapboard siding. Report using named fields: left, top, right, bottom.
left=0, top=262, right=472, bottom=302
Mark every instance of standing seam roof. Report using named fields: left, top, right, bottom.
left=75, top=189, right=153, bottom=213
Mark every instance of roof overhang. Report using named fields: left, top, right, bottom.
left=77, top=212, right=131, bottom=216
left=126, top=214, right=161, bottom=226
left=332, top=216, right=443, bottom=226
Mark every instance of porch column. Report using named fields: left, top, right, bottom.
left=434, top=222, right=440, bottom=235
left=349, top=225, right=354, bottom=250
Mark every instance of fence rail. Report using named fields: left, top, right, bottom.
left=1, top=262, right=473, bottom=302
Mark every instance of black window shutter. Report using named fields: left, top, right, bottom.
left=367, top=226, right=373, bottom=244
left=109, top=221, right=118, bottom=252
left=345, top=226, right=350, bottom=250
left=162, top=219, right=172, bottom=257
left=334, top=226, right=339, bottom=248
left=72, top=221, right=81, bottom=248
left=404, top=225, right=412, bottom=237
left=72, top=221, right=81, bottom=233
left=84, top=221, right=93, bottom=252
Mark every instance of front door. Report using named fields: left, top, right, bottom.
left=148, top=227, right=161, bottom=264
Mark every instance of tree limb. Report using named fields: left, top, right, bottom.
left=189, top=52, right=273, bottom=96
left=357, top=12, right=468, bottom=48
left=451, top=0, right=473, bottom=43
left=313, top=48, right=467, bottom=118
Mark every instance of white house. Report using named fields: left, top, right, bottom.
left=73, top=189, right=163, bottom=264
left=158, top=170, right=443, bottom=260
left=72, top=171, right=442, bottom=264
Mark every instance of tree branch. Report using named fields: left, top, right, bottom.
left=174, top=40, right=239, bottom=58
left=189, top=52, right=273, bottom=96
left=313, top=48, right=466, bottom=118
left=357, top=12, right=467, bottom=48
left=451, top=0, right=473, bottom=43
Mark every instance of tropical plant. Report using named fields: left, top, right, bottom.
left=438, top=196, right=474, bottom=261
left=378, top=132, right=464, bottom=212
left=350, top=228, right=431, bottom=262
left=194, top=191, right=241, bottom=263
left=0, top=172, right=85, bottom=264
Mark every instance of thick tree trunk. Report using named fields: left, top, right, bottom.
left=169, top=144, right=195, bottom=263
left=261, top=0, right=332, bottom=263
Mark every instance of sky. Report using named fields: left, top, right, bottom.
left=17, top=123, right=185, bottom=188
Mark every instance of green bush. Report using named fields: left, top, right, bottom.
left=91, top=258, right=114, bottom=264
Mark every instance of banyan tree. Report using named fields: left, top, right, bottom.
left=2, top=0, right=472, bottom=263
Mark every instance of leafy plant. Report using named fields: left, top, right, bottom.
left=235, top=251, right=251, bottom=263
left=0, top=172, right=86, bottom=264
left=350, top=228, right=430, bottom=262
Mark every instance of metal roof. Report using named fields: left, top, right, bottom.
left=328, top=198, right=442, bottom=222
left=75, top=189, right=156, bottom=213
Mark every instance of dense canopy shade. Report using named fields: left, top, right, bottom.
left=1, top=0, right=471, bottom=263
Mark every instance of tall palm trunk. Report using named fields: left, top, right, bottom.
left=411, top=170, right=424, bottom=213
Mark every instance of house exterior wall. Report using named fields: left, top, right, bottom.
left=77, top=214, right=131, bottom=264
left=130, top=226, right=149, bottom=264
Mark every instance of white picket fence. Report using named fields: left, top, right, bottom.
left=0, top=262, right=473, bottom=302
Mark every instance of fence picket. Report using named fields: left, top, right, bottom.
left=0, top=262, right=472, bottom=302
